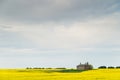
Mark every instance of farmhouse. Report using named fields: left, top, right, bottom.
left=77, top=62, right=93, bottom=70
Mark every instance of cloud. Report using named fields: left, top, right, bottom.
left=1, top=11, right=120, bottom=50
left=0, top=0, right=120, bottom=24
left=0, top=48, right=35, bottom=55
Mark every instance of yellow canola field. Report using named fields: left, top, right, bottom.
left=0, top=69, right=120, bottom=80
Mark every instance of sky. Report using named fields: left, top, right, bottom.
left=0, top=0, right=120, bottom=68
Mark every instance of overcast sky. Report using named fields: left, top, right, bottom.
left=0, top=0, right=120, bottom=68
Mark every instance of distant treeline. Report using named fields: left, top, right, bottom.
left=98, top=66, right=120, bottom=69
left=26, top=67, right=66, bottom=69
left=26, top=66, right=120, bottom=69
left=25, top=68, right=85, bottom=73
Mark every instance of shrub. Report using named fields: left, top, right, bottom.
left=26, top=67, right=32, bottom=69
left=46, top=68, right=52, bottom=69
left=55, top=67, right=66, bottom=69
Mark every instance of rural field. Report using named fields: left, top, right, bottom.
left=0, top=69, right=120, bottom=80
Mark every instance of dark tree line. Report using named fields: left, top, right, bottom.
left=98, top=66, right=120, bottom=69
left=26, top=67, right=66, bottom=69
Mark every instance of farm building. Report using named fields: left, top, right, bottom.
left=76, top=62, right=93, bottom=70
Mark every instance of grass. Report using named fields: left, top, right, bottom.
left=0, top=69, right=120, bottom=80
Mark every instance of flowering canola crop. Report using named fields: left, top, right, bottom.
left=0, top=69, right=120, bottom=80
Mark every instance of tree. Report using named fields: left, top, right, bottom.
left=98, top=66, right=107, bottom=69
left=116, top=66, right=120, bottom=69
left=108, top=66, right=114, bottom=69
